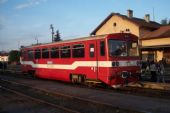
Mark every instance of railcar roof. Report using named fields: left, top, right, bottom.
left=21, top=33, right=137, bottom=49
left=22, top=34, right=107, bottom=49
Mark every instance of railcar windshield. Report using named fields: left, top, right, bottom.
left=108, top=39, right=139, bottom=57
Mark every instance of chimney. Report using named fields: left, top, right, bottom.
left=127, top=9, right=133, bottom=18
left=144, top=14, right=150, bottom=22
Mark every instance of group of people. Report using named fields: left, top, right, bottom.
left=140, top=60, right=165, bottom=83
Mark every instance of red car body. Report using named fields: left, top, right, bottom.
left=20, top=33, right=140, bottom=88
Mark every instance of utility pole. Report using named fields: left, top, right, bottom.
left=50, top=24, right=54, bottom=42
left=18, top=40, right=20, bottom=50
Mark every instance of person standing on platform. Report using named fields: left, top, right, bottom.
left=150, top=61, right=157, bottom=82
left=157, top=60, right=165, bottom=83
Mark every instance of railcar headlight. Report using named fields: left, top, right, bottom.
left=112, top=62, right=116, bottom=67
left=116, top=61, right=119, bottom=67
left=112, top=61, right=119, bottom=67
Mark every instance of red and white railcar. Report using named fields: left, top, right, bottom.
left=20, top=33, right=140, bottom=87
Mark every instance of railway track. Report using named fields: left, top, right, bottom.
left=0, top=78, right=142, bottom=113
left=2, top=72, right=170, bottom=100
left=0, top=85, right=80, bottom=113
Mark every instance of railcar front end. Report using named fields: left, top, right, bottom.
left=103, top=34, right=140, bottom=88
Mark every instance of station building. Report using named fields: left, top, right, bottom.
left=90, top=10, right=170, bottom=64
left=140, top=25, right=170, bottom=64
left=0, top=53, right=8, bottom=62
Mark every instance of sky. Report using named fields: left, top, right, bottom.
left=0, top=0, right=170, bottom=51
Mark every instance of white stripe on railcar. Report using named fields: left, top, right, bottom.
left=21, top=60, right=138, bottom=70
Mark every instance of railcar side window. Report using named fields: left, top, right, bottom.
left=89, top=44, right=94, bottom=58
left=60, top=46, right=70, bottom=58
left=72, top=44, right=85, bottom=58
left=28, top=50, right=34, bottom=60
left=35, top=49, right=41, bottom=59
left=100, top=41, right=105, bottom=56
left=50, top=47, right=59, bottom=58
left=42, top=48, right=49, bottom=58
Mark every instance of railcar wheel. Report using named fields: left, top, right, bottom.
left=78, top=75, right=85, bottom=83
left=70, top=74, right=85, bottom=84
left=28, top=70, right=36, bottom=79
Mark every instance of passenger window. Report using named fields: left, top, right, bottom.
left=72, top=44, right=85, bottom=58
left=89, top=44, right=94, bottom=58
left=60, top=46, right=70, bottom=58
left=28, top=50, right=34, bottom=60
left=35, top=49, right=41, bottom=59
left=50, top=47, right=59, bottom=58
left=42, top=48, right=49, bottom=58
left=100, top=41, right=105, bottom=56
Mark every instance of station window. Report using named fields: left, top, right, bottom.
left=35, top=49, right=41, bottom=59
left=50, top=47, right=59, bottom=58
left=42, top=48, right=49, bottom=58
left=113, top=22, right=117, bottom=27
left=126, top=28, right=130, bottom=32
left=28, top=50, right=34, bottom=60
left=89, top=44, right=94, bottom=58
left=72, top=44, right=85, bottom=58
left=60, top=46, right=70, bottom=58
left=100, top=41, right=105, bottom=56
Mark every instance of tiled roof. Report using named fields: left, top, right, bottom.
left=90, top=13, right=161, bottom=35
left=141, top=25, right=170, bottom=40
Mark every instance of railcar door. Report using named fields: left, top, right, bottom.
left=96, top=39, right=108, bottom=83
left=86, top=40, right=98, bottom=80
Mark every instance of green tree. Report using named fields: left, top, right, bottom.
left=8, top=50, right=20, bottom=63
left=54, top=30, right=61, bottom=42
